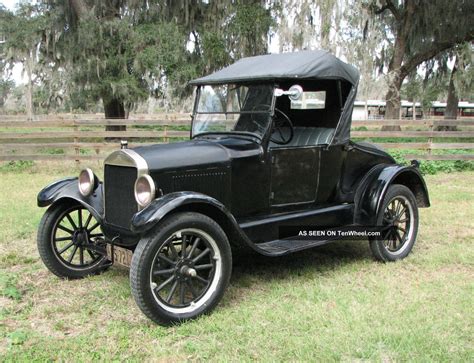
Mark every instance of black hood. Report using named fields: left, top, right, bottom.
left=132, top=137, right=262, bottom=172
left=133, top=139, right=229, bottom=171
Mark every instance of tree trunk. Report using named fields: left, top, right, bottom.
left=382, top=72, right=403, bottom=130
left=381, top=0, right=416, bottom=131
left=438, top=58, right=459, bottom=131
left=25, top=50, right=34, bottom=121
left=103, top=98, right=126, bottom=140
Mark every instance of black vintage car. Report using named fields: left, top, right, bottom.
left=37, top=51, right=430, bottom=325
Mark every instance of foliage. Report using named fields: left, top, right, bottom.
left=360, top=0, right=474, bottom=117
left=0, top=78, right=14, bottom=107
left=401, top=73, right=441, bottom=112
left=389, top=149, right=474, bottom=175
left=0, top=160, right=34, bottom=172
left=5, top=0, right=274, bottom=116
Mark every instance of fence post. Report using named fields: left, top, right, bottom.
left=164, top=125, right=169, bottom=143
left=73, top=120, right=80, bottom=164
left=427, top=120, right=434, bottom=157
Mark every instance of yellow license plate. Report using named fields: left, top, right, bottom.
left=106, top=244, right=133, bottom=268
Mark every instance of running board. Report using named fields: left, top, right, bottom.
left=254, top=238, right=333, bottom=256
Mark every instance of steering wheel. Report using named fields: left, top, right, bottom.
left=270, top=107, right=294, bottom=145
left=250, top=105, right=294, bottom=145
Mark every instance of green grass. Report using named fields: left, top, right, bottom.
left=0, top=168, right=473, bottom=361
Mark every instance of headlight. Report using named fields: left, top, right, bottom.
left=78, top=168, right=95, bottom=196
left=134, top=174, right=156, bottom=208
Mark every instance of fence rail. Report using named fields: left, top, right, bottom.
left=1, top=114, right=473, bottom=162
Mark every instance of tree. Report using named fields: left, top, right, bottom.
left=0, top=78, right=14, bottom=108
left=0, top=3, right=48, bottom=119
left=366, top=0, right=474, bottom=121
left=38, top=0, right=273, bottom=129
left=436, top=44, right=472, bottom=129
left=273, top=0, right=343, bottom=54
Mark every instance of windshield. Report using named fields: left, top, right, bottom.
left=192, top=84, right=274, bottom=139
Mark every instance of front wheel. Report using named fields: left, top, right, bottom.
left=369, top=184, right=419, bottom=262
left=130, top=212, right=232, bottom=325
left=37, top=202, right=108, bottom=279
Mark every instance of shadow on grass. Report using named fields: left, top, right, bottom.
left=230, top=240, right=373, bottom=283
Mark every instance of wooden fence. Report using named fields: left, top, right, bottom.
left=0, top=114, right=473, bottom=162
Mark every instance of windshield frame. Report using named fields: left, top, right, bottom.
left=191, top=83, right=276, bottom=142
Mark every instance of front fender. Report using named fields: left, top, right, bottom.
left=37, top=177, right=104, bottom=221
left=131, top=192, right=236, bottom=234
left=354, top=164, right=430, bottom=225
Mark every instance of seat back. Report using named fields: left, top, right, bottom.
left=270, top=127, right=334, bottom=147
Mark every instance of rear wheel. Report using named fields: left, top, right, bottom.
left=37, top=202, right=108, bottom=279
left=130, top=212, right=232, bottom=325
left=369, top=184, right=419, bottom=261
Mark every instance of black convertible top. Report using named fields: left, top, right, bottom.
left=189, top=50, right=359, bottom=86
left=190, top=50, right=359, bottom=145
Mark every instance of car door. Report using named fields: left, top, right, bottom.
left=269, top=146, right=320, bottom=206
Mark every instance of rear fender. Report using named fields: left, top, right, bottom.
left=354, top=164, right=430, bottom=225
left=37, top=177, right=104, bottom=221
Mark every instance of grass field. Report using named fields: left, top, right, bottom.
left=0, top=165, right=473, bottom=361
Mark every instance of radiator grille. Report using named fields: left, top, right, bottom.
left=104, top=165, right=137, bottom=228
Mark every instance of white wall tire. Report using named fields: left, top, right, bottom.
left=130, top=212, right=232, bottom=325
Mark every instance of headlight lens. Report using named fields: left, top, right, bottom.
left=78, top=168, right=95, bottom=196
left=134, top=174, right=156, bottom=207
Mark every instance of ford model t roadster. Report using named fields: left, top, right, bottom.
left=37, top=51, right=430, bottom=325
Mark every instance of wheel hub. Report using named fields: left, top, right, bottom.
left=175, top=258, right=196, bottom=279
left=180, top=266, right=197, bottom=277
left=73, top=229, right=88, bottom=246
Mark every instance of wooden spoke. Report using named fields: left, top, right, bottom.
left=68, top=245, right=78, bottom=263
left=55, top=236, right=73, bottom=242
left=181, top=235, right=187, bottom=258
left=194, top=264, right=213, bottom=271
left=84, top=213, right=93, bottom=229
left=153, top=268, right=175, bottom=276
left=65, top=214, right=78, bottom=230
left=57, top=224, right=74, bottom=235
left=168, top=242, right=179, bottom=259
left=155, top=275, right=175, bottom=293
left=192, top=248, right=210, bottom=263
left=193, top=274, right=209, bottom=284
left=86, top=249, right=97, bottom=260
left=394, top=230, right=404, bottom=245
left=396, top=206, right=407, bottom=219
left=188, top=237, right=200, bottom=258
left=87, top=222, right=100, bottom=233
left=166, top=280, right=179, bottom=303
left=58, top=241, right=74, bottom=254
left=157, top=254, right=176, bottom=266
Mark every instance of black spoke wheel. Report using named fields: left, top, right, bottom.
left=130, top=212, right=232, bottom=325
left=150, top=229, right=218, bottom=309
left=369, top=184, right=419, bottom=262
left=38, top=202, right=108, bottom=279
